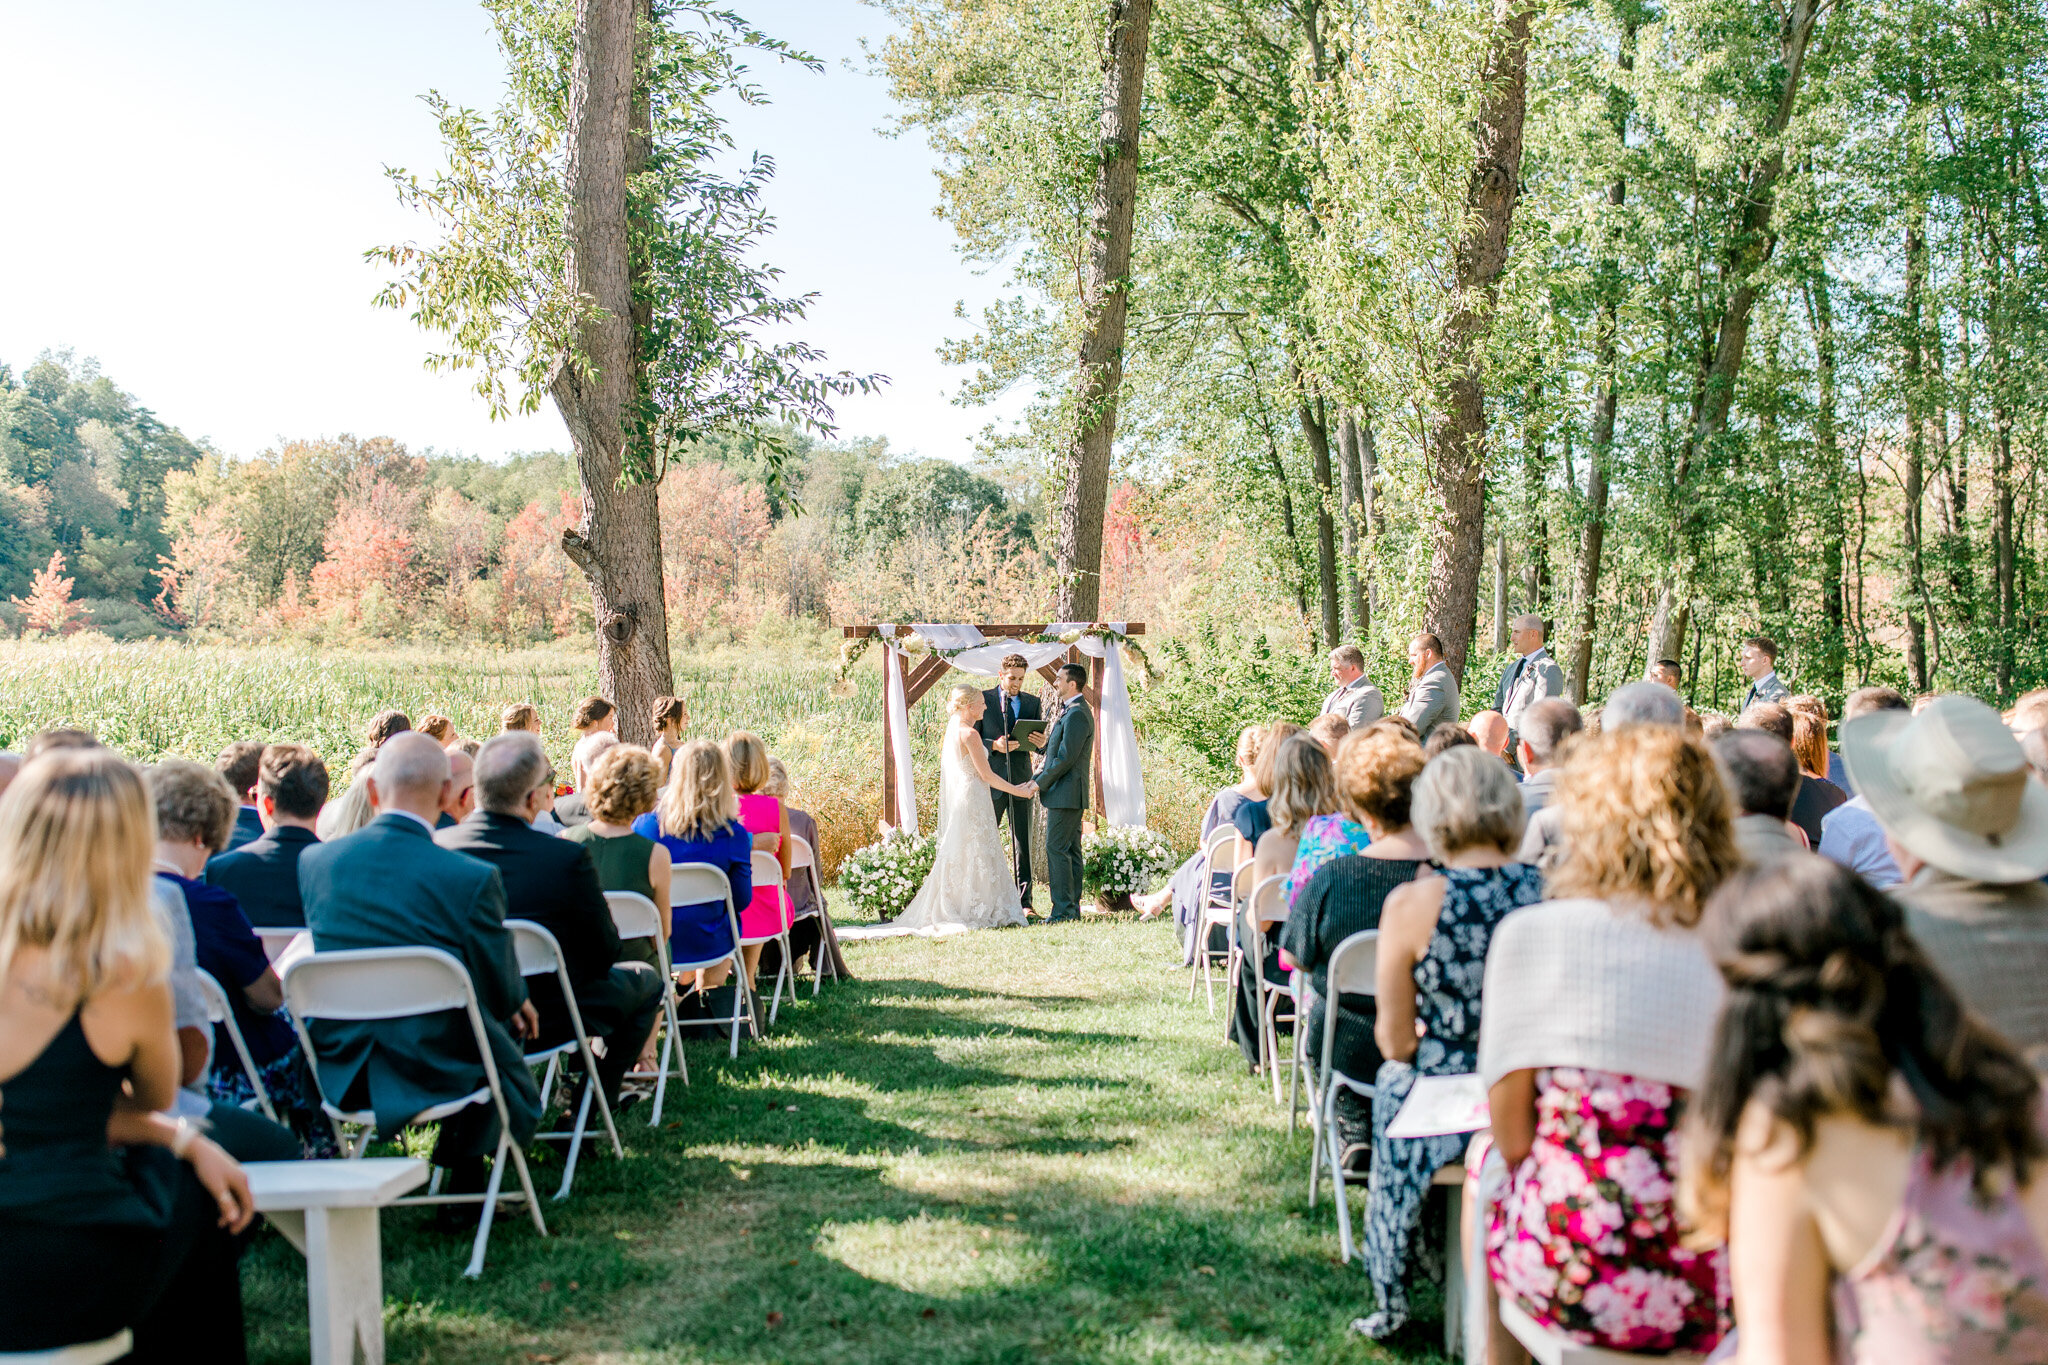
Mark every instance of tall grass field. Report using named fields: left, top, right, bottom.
left=0, top=636, right=1224, bottom=876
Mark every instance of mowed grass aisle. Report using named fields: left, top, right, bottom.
left=243, top=918, right=1449, bottom=1364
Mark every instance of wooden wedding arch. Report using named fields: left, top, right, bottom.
left=838, top=622, right=1145, bottom=829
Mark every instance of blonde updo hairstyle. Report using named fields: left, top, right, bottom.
left=945, top=683, right=981, bottom=719
left=0, top=749, right=167, bottom=995
left=587, top=744, right=663, bottom=824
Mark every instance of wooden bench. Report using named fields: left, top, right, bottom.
left=245, top=1157, right=429, bottom=1365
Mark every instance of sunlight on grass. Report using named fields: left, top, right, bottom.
left=815, top=1212, right=1050, bottom=1296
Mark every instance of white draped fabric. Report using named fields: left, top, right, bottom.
left=879, top=623, right=917, bottom=833
left=874, top=621, right=1148, bottom=833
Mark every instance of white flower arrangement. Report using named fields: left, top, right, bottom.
left=1082, top=823, right=1176, bottom=898
left=837, top=828, right=937, bottom=921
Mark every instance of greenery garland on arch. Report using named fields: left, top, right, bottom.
left=829, top=624, right=1158, bottom=699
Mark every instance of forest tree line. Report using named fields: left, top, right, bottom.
left=875, top=0, right=2048, bottom=710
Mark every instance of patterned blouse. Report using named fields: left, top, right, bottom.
left=1486, top=1067, right=1729, bottom=1354
left=1284, top=814, right=1373, bottom=910
left=1833, top=1140, right=2048, bottom=1363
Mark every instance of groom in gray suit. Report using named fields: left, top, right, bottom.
left=1035, top=662, right=1093, bottom=923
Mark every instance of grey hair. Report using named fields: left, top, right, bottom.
left=1519, top=698, right=1584, bottom=763
left=1410, top=747, right=1525, bottom=860
left=1604, top=681, right=1686, bottom=731
left=572, top=730, right=618, bottom=790
left=476, top=732, right=550, bottom=815
left=370, top=731, right=451, bottom=802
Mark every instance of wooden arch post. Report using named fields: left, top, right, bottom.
left=838, top=623, right=1145, bottom=831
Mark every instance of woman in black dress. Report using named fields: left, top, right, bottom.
left=0, top=749, right=256, bottom=1359
left=1280, top=723, right=1432, bottom=1169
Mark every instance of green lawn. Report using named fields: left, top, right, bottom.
left=243, top=917, right=1450, bottom=1364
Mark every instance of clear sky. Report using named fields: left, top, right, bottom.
left=0, top=0, right=1020, bottom=463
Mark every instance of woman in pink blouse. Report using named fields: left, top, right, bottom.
left=726, top=732, right=792, bottom=985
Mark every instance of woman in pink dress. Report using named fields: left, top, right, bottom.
left=726, top=732, right=792, bottom=984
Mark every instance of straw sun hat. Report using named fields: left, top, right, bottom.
left=1842, top=693, right=2048, bottom=884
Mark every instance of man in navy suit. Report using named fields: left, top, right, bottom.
left=437, top=732, right=660, bottom=1112
left=215, top=739, right=267, bottom=852
left=300, top=732, right=541, bottom=1195
left=1035, top=663, right=1094, bottom=923
left=976, top=653, right=1043, bottom=911
left=207, top=742, right=328, bottom=928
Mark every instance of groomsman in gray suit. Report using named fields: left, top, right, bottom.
left=1398, top=632, right=1461, bottom=736
left=1321, top=644, right=1385, bottom=729
left=1493, top=613, right=1567, bottom=740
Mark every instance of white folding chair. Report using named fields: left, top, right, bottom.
left=282, top=946, right=548, bottom=1278
left=1241, top=875, right=1298, bottom=1103
left=506, top=920, right=623, bottom=1200
left=1188, top=827, right=1240, bottom=1012
left=195, top=967, right=279, bottom=1123
left=1306, top=928, right=1379, bottom=1263
left=668, top=864, right=756, bottom=1059
left=746, top=849, right=797, bottom=1027
left=0, top=1329, right=133, bottom=1364
left=608, top=890, right=686, bottom=1124
left=256, top=928, right=304, bottom=963
left=788, top=833, right=840, bottom=996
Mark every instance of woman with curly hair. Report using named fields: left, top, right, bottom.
left=1682, top=856, right=2048, bottom=1364
left=1472, top=724, right=1741, bottom=1358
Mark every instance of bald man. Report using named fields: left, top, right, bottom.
left=438, top=746, right=476, bottom=829
left=300, top=730, right=540, bottom=1203
left=1468, top=710, right=1512, bottom=764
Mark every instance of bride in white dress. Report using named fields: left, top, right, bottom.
left=883, top=683, right=1036, bottom=936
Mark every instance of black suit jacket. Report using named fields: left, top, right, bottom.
left=434, top=811, right=623, bottom=994
left=225, top=806, right=264, bottom=852
left=976, top=687, right=1042, bottom=786
left=207, top=825, right=319, bottom=928
left=299, top=813, right=538, bottom=1139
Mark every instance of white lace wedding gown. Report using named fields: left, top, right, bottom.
left=877, top=718, right=1027, bottom=936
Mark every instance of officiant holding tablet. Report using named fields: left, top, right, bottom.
left=979, top=655, right=1045, bottom=912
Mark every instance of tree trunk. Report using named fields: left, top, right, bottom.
left=1337, top=410, right=1369, bottom=638
left=1421, top=0, right=1535, bottom=682
left=1569, top=13, right=1632, bottom=707
left=553, top=0, right=674, bottom=746
left=1300, top=393, right=1342, bottom=649
left=1805, top=270, right=1848, bottom=693
left=1903, top=191, right=1932, bottom=690
left=1054, top=0, right=1155, bottom=621
left=1492, top=529, right=1510, bottom=652
left=1657, top=0, right=1823, bottom=666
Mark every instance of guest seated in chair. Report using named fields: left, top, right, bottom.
left=148, top=758, right=331, bottom=1158
left=561, top=743, right=671, bottom=1072
left=763, top=757, right=848, bottom=984
left=1353, top=746, right=1541, bottom=1340
left=437, top=733, right=662, bottom=1116
left=1232, top=720, right=1303, bottom=850
left=1133, top=724, right=1265, bottom=953
left=1477, top=724, right=1738, bottom=1358
left=555, top=730, right=618, bottom=830
left=1230, top=734, right=1338, bottom=1071
left=205, top=743, right=328, bottom=930
left=0, top=749, right=259, bottom=1362
left=633, top=739, right=752, bottom=1003
left=213, top=740, right=266, bottom=853
left=726, top=731, right=793, bottom=983
left=300, top=732, right=543, bottom=1208
left=1282, top=726, right=1430, bottom=1176
left=1684, top=856, right=2048, bottom=1365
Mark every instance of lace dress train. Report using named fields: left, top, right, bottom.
left=872, top=720, right=1027, bottom=937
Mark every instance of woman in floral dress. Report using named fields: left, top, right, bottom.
left=1352, top=747, right=1542, bottom=1339
left=1478, top=725, right=1741, bottom=1357
left=1686, top=856, right=2048, bottom=1364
